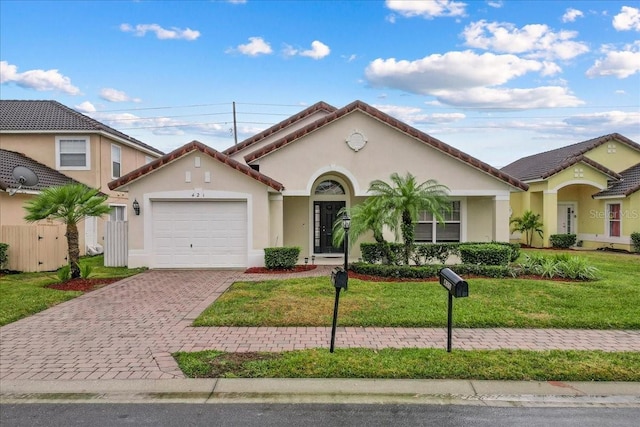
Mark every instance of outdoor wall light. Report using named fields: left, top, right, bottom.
left=133, top=199, right=140, bottom=216
left=342, top=212, right=351, bottom=232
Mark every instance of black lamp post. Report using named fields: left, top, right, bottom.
left=342, top=212, right=351, bottom=271
left=329, top=212, right=351, bottom=353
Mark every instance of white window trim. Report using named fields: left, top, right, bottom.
left=416, top=200, right=462, bottom=243
left=605, top=201, right=622, bottom=238
left=111, top=144, right=122, bottom=179
left=55, top=136, right=90, bottom=170
left=109, top=204, right=127, bottom=222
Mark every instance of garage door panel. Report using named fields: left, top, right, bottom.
left=151, top=201, right=247, bottom=268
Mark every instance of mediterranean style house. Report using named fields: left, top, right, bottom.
left=109, top=100, right=529, bottom=269
left=1, top=100, right=163, bottom=271
left=502, top=133, right=640, bottom=251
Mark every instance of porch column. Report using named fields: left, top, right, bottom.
left=493, top=194, right=511, bottom=242
left=269, top=194, right=284, bottom=247
left=542, top=190, right=558, bottom=247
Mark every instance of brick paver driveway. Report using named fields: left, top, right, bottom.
left=1, top=269, right=639, bottom=380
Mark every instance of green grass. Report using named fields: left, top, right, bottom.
left=194, top=250, right=640, bottom=329
left=174, top=348, right=640, bottom=381
left=0, top=255, right=145, bottom=326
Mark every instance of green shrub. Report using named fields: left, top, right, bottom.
left=518, top=253, right=599, bottom=281
left=412, top=243, right=456, bottom=265
left=360, top=243, right=403, bottom=265
left=550, top=234, right=577, bottom=249
left=0, top=243, right=8, bottom=269
left=350, top=262, right=514, bottom=279
left=57, top=265, right=71, bottom=282
left=264, top=247, right=301, bottom=270
left=362, top=241, right=519, bottom=265
left=459, top=244, right=511, bottom=266
left=632, top=232, right=640, bottom=253
left=556, top=256, right=600, bottom=280
left=80, top=263, right=93, bottom=279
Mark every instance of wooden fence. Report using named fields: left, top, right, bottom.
left=1, top=224, right=68, bottom=272
left=104, top=221, right=128, bottom=267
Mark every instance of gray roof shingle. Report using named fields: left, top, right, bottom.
left=500, top=133, right=640, bottom=181
left=594, top=163, right=640, bottom=198
left=0, top=149, right=77, bottom=192
left=0, top=100, right=163, bottom=155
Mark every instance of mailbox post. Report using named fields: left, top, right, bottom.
left=438, top=268, right=469, bottom=352
left=329, top=213, right=351, bottom=353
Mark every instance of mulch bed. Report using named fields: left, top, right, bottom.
left=244, top=265, right=318, bottom=274
left=47, top=278, right=120, bottom=292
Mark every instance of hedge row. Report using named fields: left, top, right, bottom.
left=360, top=242, right=520, bottom=266
left=350, top=262, right=514, bottom=279
left=264, top=247, right=300, bottom=269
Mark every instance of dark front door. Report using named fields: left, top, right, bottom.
left=314, top=201, right=345, bottom=254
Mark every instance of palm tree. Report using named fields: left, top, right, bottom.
left=24, top=183, right=112, bottom=279
left=510, top=210, right=544, bottom=247
left=332, top=196, right=396, bottom=248
left=368, top=172, right=450, bottom=265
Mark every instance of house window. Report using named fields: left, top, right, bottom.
left=415, top=201, right=461, bottom=243
left=109, top=205, right=126, bottom=222
left=607, top=203, right=621, bottom=237
left=315, top=180, right=345, bottom=195
left=112, top=145, right=122, bottom=178
left=56, top=137, right=90, bottom=170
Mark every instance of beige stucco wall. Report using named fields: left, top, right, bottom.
left=466, top=197, right=494, bottom=242
left=120, top=151, right=275, bottom=267
left=283, top=196, right=309, bottom=255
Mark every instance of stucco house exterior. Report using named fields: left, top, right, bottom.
left=502, top=133, right=640, bottom=251
left=109, top=100, right=528, bottom=269
left=0, top=100, right=163, bottom=270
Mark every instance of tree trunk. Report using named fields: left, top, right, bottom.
left=401, top=210, right=414, bottom=265
left=66, top=222, right=81, bottom=279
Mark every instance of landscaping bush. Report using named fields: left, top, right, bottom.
left=518, top=253, right=599, bottom=280
left=362, top=241, right=519, bottom=265
left=360, top=242, right=403, bottom=265
left=632, top=232, right=640, bottom=253
left=350, top=262, right=514, bottom=279
left=264, top=247, right=301, bottom=270
left=412, top=243, right=457, bottom=265
left=57, top=265, right=71, bottom=282
left=80, top=263, right=94, bottom=279
left=459, top=244, right=511, bottom=266
left=0, top=243, right=8, bottom=269
left=550, top=234, right=577, bottom=249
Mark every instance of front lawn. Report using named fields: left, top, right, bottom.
left=0, top=255, right=145, bottom=326
left=194, top=250, right=640, bottom=329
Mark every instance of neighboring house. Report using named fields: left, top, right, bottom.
left=502, top=133, right=640, bottom=251
left=0, top=100, right=163, bottom=270
left=109, top=100, right=528, bottom=269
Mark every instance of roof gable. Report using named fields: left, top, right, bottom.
left=222, top=101, right=336, bottom=157
left=0, top=100, right=164, bottom=156
left=501, top=133, right=640, bottom=182
left=108, top=140, right=284, bottom=191
left=242, top=100, right=528, bottom=191
left=0, top=149, right=77, bottom=192
left=594, top=162, right=640, bottom=198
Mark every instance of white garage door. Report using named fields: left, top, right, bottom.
left=152, top=200, right=247, bottom=268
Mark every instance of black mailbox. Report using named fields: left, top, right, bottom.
left=439, top=268, right=469, bottom=298
left=331, top=266, right=348, bottom=289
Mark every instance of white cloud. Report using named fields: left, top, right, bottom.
left=562, top=8, right=583, bottom=23
left=365, top=50, right=557, bottom=94
left=431, top=86, right=584, bottom=110
left=563, top=111, right=640, bottom=133
left=612, top=6, right=640, bottom=31
left=0, top=61, right=81, bottom=95
left=586, top=50, right=640, bottom=78
left=299, top=40, right=331, bottom=59
left=120, top=23, right=200, bottom=40
left=385, top=0, right=466, bottom=19
left=234, top=37, right=273, bottom=56
left=100, top=88, right=141, bottom=103
left=75, top=101, right=96, bottom=113
left=487, top=1, right=503, bottom=8
left=462, top=20, right=589, bottom=60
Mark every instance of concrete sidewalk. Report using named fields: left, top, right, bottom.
left=2, top=378, right=640, bottom=407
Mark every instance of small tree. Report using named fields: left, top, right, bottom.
left=510, top=210, right=544, bottom=247
left=24, top=183, right=112, bottom=279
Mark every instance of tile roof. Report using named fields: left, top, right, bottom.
left=0, top=100, right=164, bottom=156
left=501, top=133, right=639, bottom=181
left=0, top=149, right=76, bottom=192
left=109, top=140, right=285, bottom=192
left=593, top=163, right=640, bottom=198
left=242, top=100, right=528, bottom=191
left=222, top=101, right=336, bottom=156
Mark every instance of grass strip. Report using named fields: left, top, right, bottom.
left=174, top=348, right=640, bottom=381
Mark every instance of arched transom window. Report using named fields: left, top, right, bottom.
left=315, top=180, right=345, bottom=195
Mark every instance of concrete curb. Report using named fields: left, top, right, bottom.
left=2, top=379, right=639, bottom=407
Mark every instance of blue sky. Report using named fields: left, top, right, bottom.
left=1, top=0, right=639, bottom=167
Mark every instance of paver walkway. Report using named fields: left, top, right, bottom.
left=1, top=269, right=638, bottom=380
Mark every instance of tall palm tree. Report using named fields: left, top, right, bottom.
left=510, top=210, right=544, bottom=247
left=368, top=172, right=450, bottom=264
left=332, top=196, right=397, bottom=248
left=24, top=183, right=112, bottom=279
